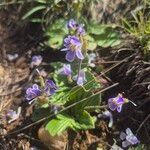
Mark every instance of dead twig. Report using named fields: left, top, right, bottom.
left=136, top=113, right=150, bottom=134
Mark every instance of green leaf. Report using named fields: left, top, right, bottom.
left=48, top=35, right=64, bottom=49
left=45, top=19, right=68, bottom=49
left=84, top=70, right=100, bottom=90
left=45, top=111, right=96, bottom=136
left=22, top=6, right=46, bottom=20
left=85, top=35, right=97, bottom=51
left=65, top=81, right=100, bottom=114
left=46, top=19, right=67, bottom=31
left=95, top=27, right=121, bottom=47
left=87, top=42, right=97, bottom=51
left=88, top=23, right=106, bottom=35
left=128, top=144, right=147, bottom=150
left=45, top=114, right=76, bottom=136
left=36, top=0, right=47, bottom=4
left=74, top=110, right=96, bottom=130
left=87, top=22, right=121, bottom=47
left=64, top=86, right=91, bottom=114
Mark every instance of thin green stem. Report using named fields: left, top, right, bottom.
left=77, top=59, right=82, bottom=81
left=85, top=105, right=108, bottom=110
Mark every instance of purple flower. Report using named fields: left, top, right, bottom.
left=77, top=70, right=86, bottom=86
left=6, top=107, right=21, bottom=123
left=61, top=35, right=84, bottom=62
left=108, top=94, right=128, bottom=112
left=31, top=55, right=42, bottom=67
left=77, top=24, right=85, bottom=36
left=61, top=64, right=72, bottom=76
left=44, top=79, right=57, bottom=96
left=26, top=84, right=41, bottom=101
left=120, top=128, right=140, bottom=148
left=67, top=19, right=77, bottom=30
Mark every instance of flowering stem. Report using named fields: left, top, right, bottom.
left=77, top=59, right=82, bottom=81
left=85, top=105, right=108, bottom=110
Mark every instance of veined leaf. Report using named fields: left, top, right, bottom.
left=87, top=22, right=121, bottom=47
left=65, top=83, right=100, bottom=114
left=45, top=111, right=96, bottom=136
left=45, top=114, right=76, bottom=136
left=74, top=110, right=96, bottom=130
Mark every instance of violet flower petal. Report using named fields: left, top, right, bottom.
left=76, top=49, right=84, bottom=60
left=117, top=105, right=123, bottom=112
left=77, top=24, right=85, bottom=35
left=66, top=51, right=76, bottom=62
left=108, top=98, right=117, bottom=111
left=62, top=35, right=83, bottom=62
left=122, top=140, right=131, bottom=148
left=26, top=84, right=41, bottom=101
left=116, top=96, right=124, bottom=104
left=126, top=128, right=133, bottom=136
left=77, top=70, right=86, bottom=86
left=67, top=19, right=77, bottom=30
left=44, top=79, right=57, bottom=96
left=70, top=36, right=81, bottom=45
left=126, top=134, right=139, bottom=145
left=120, top=132, right=126, bottom=140
left=62, top=64, right=71, bottom=76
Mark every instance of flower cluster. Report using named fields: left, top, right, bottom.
left=25, top=79, right=57, bottom=103
left=66, top=19, right=85, bottom=36
left=61, top=19, right=85, bottom=62
left=120, top=128, right=140, bottom=148
left=106, top=94, right=140, bottom=148
left=60, top=19, right=87, bottom=86
left=60, top=64, right=86, bottom=86
left=23, top=19, right=140, bottom=150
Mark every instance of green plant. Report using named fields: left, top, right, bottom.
left=41, top=62, right=101, bottom=136
left=22, top=0, right=90, bottom=27
left=121, top=0, right=150, bottom=59
left=30, top=19, right=105, bottom=136
left=45, top=19, right=121, bottom=50
left=128, top=144, right=148, bottom=150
